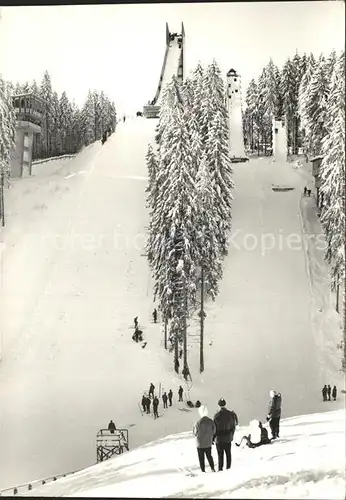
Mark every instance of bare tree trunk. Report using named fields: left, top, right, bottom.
left=164, top=316, right=168, bottom=350
left=200, top=266, right=205, bottom=373
left=183, top=285, right=188, bottom=374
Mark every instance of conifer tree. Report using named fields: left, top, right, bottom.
left=302, top=54, right=330, bottom=155
left=196, top=152, right=223, bottom=299
left=320, top=51, right=345, bottom=290
left=205, top=109, right=235, bottom=254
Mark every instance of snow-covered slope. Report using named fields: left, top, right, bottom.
left=0, top=121, right=343, bottom=491
left=22, top=409, right=346, bottom=498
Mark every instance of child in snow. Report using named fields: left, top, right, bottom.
left=236, top=420, right=271, bottom=448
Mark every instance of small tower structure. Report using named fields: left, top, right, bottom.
left=272, top=116, right=288, bottom=162
left=10, top=93, right=44, bottom=177
left=226, top=68, right=248, bottom=163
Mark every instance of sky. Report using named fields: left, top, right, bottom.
left=0, top=2, right=344, bottom=115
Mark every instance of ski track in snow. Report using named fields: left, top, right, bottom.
left=0, top=123, right=343, bottom=489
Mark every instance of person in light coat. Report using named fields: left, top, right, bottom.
left=193, top=405, right=216, bottom=472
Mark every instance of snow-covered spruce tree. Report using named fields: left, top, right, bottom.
left=150, top=90, right=198, bottom=366
left=298, top=53, right=317, bottom=154
left=40, top=70, right=54, bottom=157
left=0, top=76, right=16, bottom=225
left=303, top=54, right=331, bottom=156
left=244, top=78, right=260, bottom=152
left=195, top=151, right=223, bottom=299
left=145, top=143, right=158, bottom=206
left=154, top=80, right=177, bottom=146
left=320, top=51, right=345, bottom=292
left=81, top=90, right=96, bottom=145
left=200, top=60, right=227, bottom=149
left=205, top=109, right=235, bottom=255
left=190, top=62, right=205, bottom=135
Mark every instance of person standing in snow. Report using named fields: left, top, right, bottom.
left=193, top=405, right=216, bottom=473
left=178, top=385, right=184, bottom=402
left=332, top=386, right=337, bottom=401
left=141, top=395, right=147, bottom=413
left=162, top=392, right=168, bottom=409
left=146, top=396, right=151, bottom=414
left=322, top=385, right=328, bottom=401
left=327, top=385, right=331, bottom=401
left=153, top=396, right=159, bottom=419
left=168, top=389, right=173, bottom=406
left=213, top=398, right=238, bottom=471
left=152, top=308, right=158, bottom=323
left=108, top=420, right=116, bottom=434
left=267, top=390, right=282, bottom=439
left=149, top=383, right=155, bottom=398
left=134, top=316, right=138, bottom=328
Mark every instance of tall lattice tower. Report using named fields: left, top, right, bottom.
left=226, top=68, right=248, bottom=163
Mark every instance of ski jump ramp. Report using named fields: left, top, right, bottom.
left=143, top=22, right=185, bottom=118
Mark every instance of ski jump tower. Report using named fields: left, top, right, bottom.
left=143, top=22, right=185, bottom=118
left=272, top=116, right=288, bottom=162
left=226, top=69, right=248, bottom=163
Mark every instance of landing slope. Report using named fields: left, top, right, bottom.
left=24, top=409, right=346, bottom=498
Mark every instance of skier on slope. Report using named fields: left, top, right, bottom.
left=141, top=395, right=147, bottom=413
left=134, top=317, right=138, bottom=328
left=153, top=396, right=159, bottom=419
left=152, top=308, right=158, bottom=323
left=267, top=390, right=282, bottom=439
left=168, top=389, right=173, bottom=406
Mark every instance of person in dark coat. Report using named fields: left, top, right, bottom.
left=327, top=385, right=332, bottom=401
left=213, top=398, right=238, bottom=471
left=152, top=308, right=158, bottom=323
left=141, top=395, right=147, bottom=413
left=322, top=385, right=328, bottom=401
left=267, top=390, right=282, bottom=439
left=178, top=385, right=184, bottom=402
left=153, top=396, right=159, bottom=419
left=162, top=392, right=168, bottom=409
left=193, top=405, right=216, bottom=472
left=303, top=186, right=307, bottom=196
left=168, top=389, right=173, bottom=406
left=332, top=386, right=337, bottom=401
left=134, top=316, right=138, bottom=328
left=108, top=420, right=116, bottom=434
left=149, top=383, right=155, bottom=398
left=146, top=396, right=151, bottom=414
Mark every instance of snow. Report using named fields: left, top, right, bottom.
left=17, top=408, right=346, bottom=498
left=0, top=119, right=344, bottom=494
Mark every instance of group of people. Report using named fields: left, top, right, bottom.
left=303, top=186, right=312, bottom=196
left=322, top=385, right=337, bottom=401
left=140, top=383, right=185, bottom=419
left=132, top=311, right=158, bottom=345
left=192, top=390, right=282, bottom=473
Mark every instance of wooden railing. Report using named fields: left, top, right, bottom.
left=0, top=467, right=83, bottom=496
